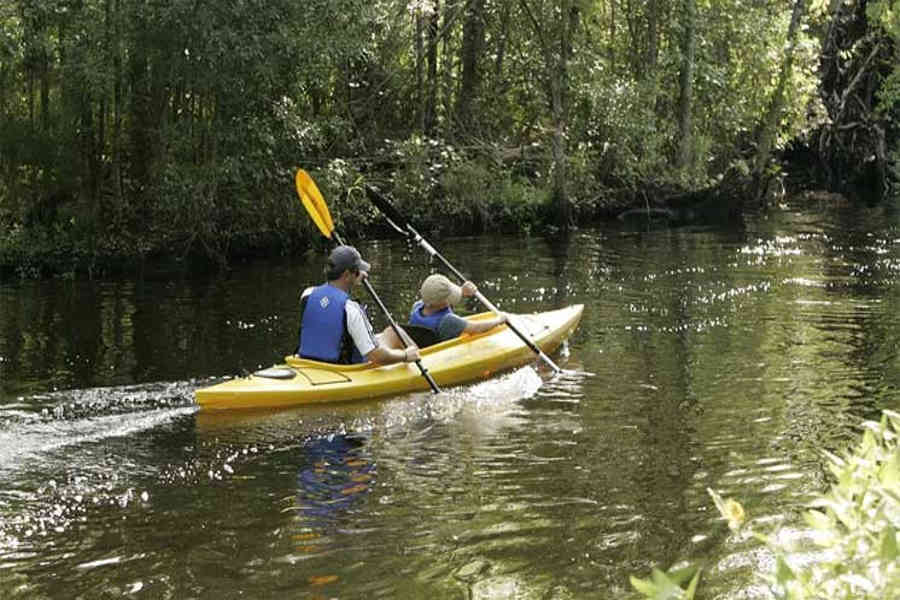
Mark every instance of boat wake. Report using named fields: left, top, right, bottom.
left=0, top=381, right=198, bottom=478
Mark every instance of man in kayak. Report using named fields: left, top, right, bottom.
left=408, top=274, right=507, bottom=346
left=297, top=245, right=420, bottom=365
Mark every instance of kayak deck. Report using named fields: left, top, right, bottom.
left=195, top=304, right=583, bottom=411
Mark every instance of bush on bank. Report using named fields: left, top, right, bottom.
left=632, top=409, right=900, bottom=599
left=1, top=138, right=614, bottom=279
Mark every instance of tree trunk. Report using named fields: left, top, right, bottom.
left=520, top=0, right=576, bottom=231
left=456, top=0, right=485, bottom=133
left=550, top=73, right=570, bottom=230
left=111, top=0, right=123, bottom=208
left=40, top=49, right=50, bottom=132
left=646, top=0, right=661, bottom=76
left=494, top=1, right=511, bottom=82
left=425, top=0, right=439, bottom=135
left=415, top=7, right=425, bottom=134
left=675, top=0, right=696, bottom=170
left=753, top=0, right=805, bottom=199
left=609, top=0, right=617, bottom=71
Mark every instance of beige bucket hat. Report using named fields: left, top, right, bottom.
left=420, top=274, right=463, bottom=306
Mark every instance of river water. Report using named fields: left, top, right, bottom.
left=2, top=195, right=900, bottom=599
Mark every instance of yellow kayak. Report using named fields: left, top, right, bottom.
left=195, top=304, right=584, bottom=411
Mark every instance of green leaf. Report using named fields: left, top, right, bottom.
left=665, top=564, right=699, bottom=587
left=752, top=532, right=771, bottom=545
left=707, top=487, right=728, bottom=518
left=879, top=455, right=900, bottom=487
left=649, top=568, right=686, bottom=599
left=683, top=568, right=702, bottom=600
left=630, top=575, right=658, bottom=597
left=775, top=556, right=795, bottom=586
left=803, top=509, right=832, bottom=530
left=861, top=429, right=878, bottom=455
left=883, top=409, right=900, bottom=433
left=881, top=526, right=898, bottom=562
left=821, top=449, right=846, bottom=468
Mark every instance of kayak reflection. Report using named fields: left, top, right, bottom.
left=290, top=433, right=375, bottom=553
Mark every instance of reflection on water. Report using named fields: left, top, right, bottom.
left=2, top=195, right=900, bottom=597
left=288, top=433, right=375, bottom=559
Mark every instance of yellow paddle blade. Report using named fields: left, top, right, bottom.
left=295, top=169, right=334, bottom=239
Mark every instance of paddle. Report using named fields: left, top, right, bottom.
left=294, top=169, right=441, bottom=394
left=364, top=185, right=564, bottom=374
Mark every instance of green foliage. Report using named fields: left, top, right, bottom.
left=764, top=410, right=900, bottom=599
left=870, top=0, right=900, bottom=119
left=381, top=137, right=551, bottom=236
left=310, top=159, right=382, bottom=240
left=386, top=135, right=460, bottom=213
left=579, top=76, right=675, bottom=187
left=635, top=411, right=900, bottom=600
left=1, top=0, right=894, bottom=276
left=630, top=565, right=701, bottom=600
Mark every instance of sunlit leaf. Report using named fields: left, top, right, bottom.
left=649, top=568, right=685, bottom=598
left=724, top=499, right=746, bottom=530
left=879, top=455, right=900, bottom=487
left=804, top=509, right=832, bottom=530
left=775, top=556, right=795, bottom=586
left=807, top=497, right=836, bottom=509
left=831, top=499, right=858, bottom=530
left=707, top=487, right=727, bottom=516
left=840, top=573, right=875, bottom=592
left=630, top=575, right=658, bottom=596
left=683, top=567, right=702, bottom=600
left=752, top=532, right=771, bottom=545
left=707, top=488, right=744, bottom=530
left=881, top=487, right=900, bottom=505
left=665, top=564, right=699, bottom=587
left=881, top=526, right=898, bottom=562
left=822, top=449, right=846, bottom=468
left=884, top=409, right=900, bottom=433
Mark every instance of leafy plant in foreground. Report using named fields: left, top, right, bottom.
left=631, top=409, right=900, bottom=599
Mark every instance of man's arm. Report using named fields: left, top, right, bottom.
left=366, top=344, right=418, bottom=365
left=346, top=301, right=419, bottom=365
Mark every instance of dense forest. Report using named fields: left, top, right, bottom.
left=0, top=0, right=898, bottom=276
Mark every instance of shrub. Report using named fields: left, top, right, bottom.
left=632, top=410, right=900, bottom=600
left=763, top=410, right=900, bottom=598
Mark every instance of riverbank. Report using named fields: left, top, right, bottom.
left=0, top=167, right=628, bottom=279
left=0, top=155, right=842, bottom=280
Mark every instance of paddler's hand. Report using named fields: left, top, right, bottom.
left=491, top=312, right=509, bottom=327
left=461, top=281, right=477, bottom=297
left=402, top=346, right=421, bottom=363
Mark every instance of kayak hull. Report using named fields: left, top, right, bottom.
left=195, top=304, right=584, bottom=411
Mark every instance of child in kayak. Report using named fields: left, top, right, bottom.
left=408, top=274, right=507, bottom=346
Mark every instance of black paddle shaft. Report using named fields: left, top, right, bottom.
left=364, top=186, right=562, bottom=374
left=331, top=232, right=441, bottom=393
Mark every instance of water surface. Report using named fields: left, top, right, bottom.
left=2, top=195, right=900, bottom=598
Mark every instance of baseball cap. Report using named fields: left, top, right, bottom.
left=328, top=245, right=370, bottom=274
left=420, top=274, right=462, bottom=306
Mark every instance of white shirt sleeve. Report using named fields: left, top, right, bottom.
left=345, top=299, right=378, bottom=358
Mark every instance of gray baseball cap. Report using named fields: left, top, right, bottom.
left=328, top=245, right=370, bottom=274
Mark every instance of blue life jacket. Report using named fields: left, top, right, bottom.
left=298, top=284, right=360, bottom=363
left=409, top=300, right=452, bottom=332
